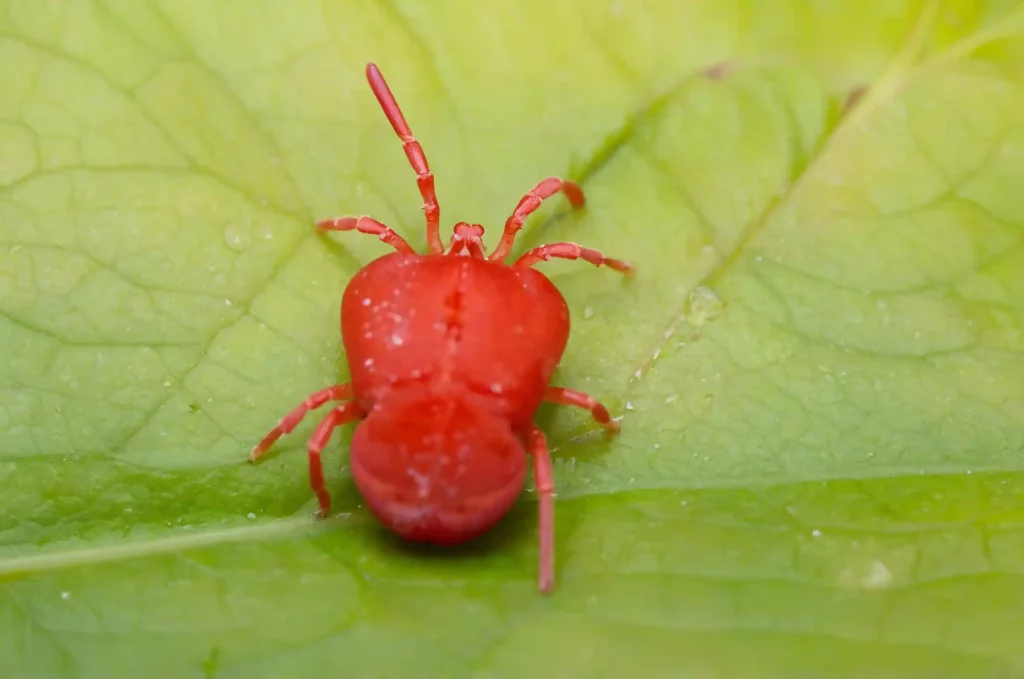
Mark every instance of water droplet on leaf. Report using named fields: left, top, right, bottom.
left=684, top=285, right=725, bottom=329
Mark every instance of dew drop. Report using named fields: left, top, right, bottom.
left=582, top=305, right=595, bottom=320
left=223, top=226, right=248, bottom=250
left=684, top=285, right=725, bottom=328
left=861, top=560, right=893, bottom=589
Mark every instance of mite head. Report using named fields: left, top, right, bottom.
left=349, top=386, right=527, bottom=545
left=447, top=222, right=485, bottom=257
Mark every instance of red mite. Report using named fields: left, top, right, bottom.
left=250, top=62, right=634, bottom=592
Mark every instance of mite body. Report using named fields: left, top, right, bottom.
left=250, top=63, right=633, bottom=592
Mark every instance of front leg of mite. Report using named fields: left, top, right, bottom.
left=315, top=216, right=415, bottom=254
left=489, top=178, right=585, bottom=262
left=525, top=423, right=556, bottom=593
left=514, top=242, right=633, bottom=275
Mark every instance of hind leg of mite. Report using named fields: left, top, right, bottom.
left=525, top=423, right=556, bottom=593
left=543, top=386, right=621, bottom=435
left=250, top=384, right=355, bottom=461
left=305, top=402, right=364, bottom=517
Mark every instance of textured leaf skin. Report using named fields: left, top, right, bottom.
left=2, top=1, right=1024, bottom=677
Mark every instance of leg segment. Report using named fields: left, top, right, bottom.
left=543, top=387, right=621, bottom=434
left=514, top=242, right=634, bottom=274
left=525, top=423, right=556, bottom=593
left=315, top=216, right=415, bottom=254
left=250, top=384, right=355, bottom=461
left=306, top=402, right=364, bottom=516
left=365, top=63, right=443, bottom=254
left=489, top=178, right=585, bottom=262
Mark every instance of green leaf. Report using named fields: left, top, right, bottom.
left=3, top=1, right=1024, bottom=677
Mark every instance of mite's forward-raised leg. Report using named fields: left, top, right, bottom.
left=306, top=402, right=364, bottom=516
left=514, top=242, right=634, bottom=274
left=250, top=384, right=355, bottom=461
left=544, top=387, right=621, bottom=434
left=525, top=423, right=556, bottom=593
left=489, top=178, right=586, bottom=262
left=366, top=63, right=443, bottom=254
left=316, top=216, right=415, bottom=254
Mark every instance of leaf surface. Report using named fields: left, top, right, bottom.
left=2, top=1, right=1024, bottom=677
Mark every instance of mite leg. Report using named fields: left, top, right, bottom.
left=366, top=63, right=443, bottom=254
left=544, top=386, right=621, bottom=434
left=315, top=216, right=415, bottom=254
left=489, top=178, right=585, bottom=262
left=514, top=242, right=634, bottom=274
left=307, top=402, right=364, bottom=517
left=525, top=423, right=556, bottom=593
left=250, top=384, right=355, bottom=462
